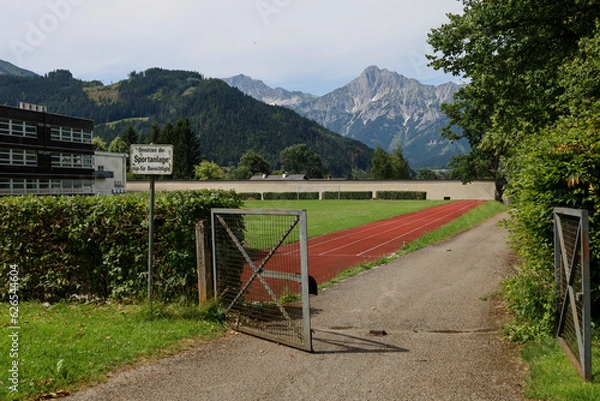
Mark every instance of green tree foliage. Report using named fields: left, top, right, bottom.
left=108, top=136, right=128, bottom=153
left=239, top=150, right=271, bottom=175
left=93, top=136, right=107, bottom=151
left=195, top=160, right=225, bottom=180
left=502, top=27, right=600, bottom=340
left=427, top=0, right=600, bottom=199
left=279, top=144, right=326, bottom=178
left=173, top=118, right=202, bottom=179
left=121, top=124, right=139, bottom=147
left=371, top=145, right=411, bottom=180
left=416, top=168, right=439, bottom=180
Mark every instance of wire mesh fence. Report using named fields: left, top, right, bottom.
left=554, top=208, right=591, bottom=381
left=211, top=208, right=312, bottom=351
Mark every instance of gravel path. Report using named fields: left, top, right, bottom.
left=68, top=212, right=526, bottom=401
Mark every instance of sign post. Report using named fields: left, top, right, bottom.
left=130, top=144, right=174, bottom=308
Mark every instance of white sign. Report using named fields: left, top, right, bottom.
left=130, top=144, right=174, bottom=175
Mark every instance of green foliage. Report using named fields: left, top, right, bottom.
left=107, top=136, right=128, bottom=153
left=262, top=192, right=319, bottom=200
left=371, top=145, right=411, bottom=180
left=238, top=150, right=271, bottom=175
left=376, top=191, right=427, bottom=200
left=415, top=168, right=439, bottom=180
left=0, top=191, right=241, bottom=303
left=279, top=144, right=326, bottom=179
left=194, top=160, right=225, bottom=180
left=322, top=191, right=373, bottom=200
left=236, top=192, right=262, bottom=201
left=427, top=0, right=600, bottom=198
left=92, top=136, right=107, bottom=151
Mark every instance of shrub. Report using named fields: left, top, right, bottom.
left=376, top=191, right=427, bottom=200
left=504, top=107, right=600, bottom=340
left=0, top=190, right=242, bottom=303
left=322, top=191, right=373, bottom=200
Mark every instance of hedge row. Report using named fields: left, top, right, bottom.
left=237, top=192, right=262, bottom=200
left=376, top=191, right=427, bottom=200
left=263, top=192, right=319, bottom=200
left=0, top=190, right=241, bottom=303
left=322, top=191, right=373, bottom=200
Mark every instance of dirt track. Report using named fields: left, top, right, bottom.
left=68, top=212, right=526, bottom=401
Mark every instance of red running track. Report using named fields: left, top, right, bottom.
left=307, top=200, right=484, bottom=283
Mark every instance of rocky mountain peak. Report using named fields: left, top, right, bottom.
left=222, top=66, right=467, bottom=168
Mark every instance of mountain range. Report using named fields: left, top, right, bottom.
left=0, top=63, right=373, bottom=177
left=0, top=59, right=466, bottom=172
left=223, top=66, right=467, bottom=168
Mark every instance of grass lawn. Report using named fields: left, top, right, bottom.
left=1, top=199, right=515, bottom=400
left=0, top=303, right=223, bottom=400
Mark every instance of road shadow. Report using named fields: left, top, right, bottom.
left=311, top=328, right=409, bottom=354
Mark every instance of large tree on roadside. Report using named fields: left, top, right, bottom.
left=427, top=0, right=600, bottom=200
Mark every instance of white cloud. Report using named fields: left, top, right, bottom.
left=0, top=0, right=463, bottom=95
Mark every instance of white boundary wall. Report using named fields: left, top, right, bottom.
left=126, top=180, right=496, bottom=201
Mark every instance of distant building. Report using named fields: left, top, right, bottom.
left=250, top=173, right=308, bottom=181
left=0, top=104, right=95, bottom=196
left=94, top=151, right=128, bottom=196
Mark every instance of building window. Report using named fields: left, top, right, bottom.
left=50, top=126, right=93, bottom=144
left=0, top=178, right=93, bottom=196
left=51, top=153, right=93, bottom=169
left=0, top=118, right=37, bottom=138
left=0, top=148, right=37, bottom=166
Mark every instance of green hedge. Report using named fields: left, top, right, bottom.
left=237, top=192, right=262, bottom=200
left=263, top=192, right=319, bottom=200
left=0, top=190, right=241, bottom=303
left=376, top=191, right=427, bottom=200
left=322, top=191, right=373, bottom=200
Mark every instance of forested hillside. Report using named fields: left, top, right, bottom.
left=0, top=68, right=373, bottom=176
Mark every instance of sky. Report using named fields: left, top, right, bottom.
left=0, top=0, right=464, bottom=96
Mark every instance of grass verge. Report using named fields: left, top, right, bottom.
left=522, top=335, right=600, bottom=400
left=0, top=302, right=224, bottom=400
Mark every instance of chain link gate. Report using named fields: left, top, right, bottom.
left=554, top=208, right=591, bottom=381
left=211, top=209, right=313, bottom=352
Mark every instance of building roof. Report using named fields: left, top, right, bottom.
left=250, top=173, right=308, bottom=181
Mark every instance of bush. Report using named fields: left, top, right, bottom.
left=322, top=191, right=373, bottom=200
left=0, top=190, right=242, bottom=303
left=376, top=191, right=427, bottom=200
left=237, top=192, right=262, bottom=200
left=262, top=192, right=319, bottom=200
left=504, top=107, right=600, bottom=340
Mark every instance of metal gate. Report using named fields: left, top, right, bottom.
left=554, top=208, right=591, bottom=381
left=211, top=209, right=312, bottom=351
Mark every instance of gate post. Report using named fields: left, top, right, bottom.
left=196, top=220, right=213, bottom=306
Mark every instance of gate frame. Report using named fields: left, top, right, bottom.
left=554, top=207, right=591, bottom=381
left=211, top=208, right=312, bottom=352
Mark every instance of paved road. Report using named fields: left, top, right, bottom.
left=68, top=212, right=526, bottom=401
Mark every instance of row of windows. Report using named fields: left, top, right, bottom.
left=0, top=179, right=94, bottom=196
left=51, top=126, right=93, bottom=144
left=51, top=153, right=94, bottom=169
left=0, top=148, right=94, bottom=169
left=0, top=118, right=37, bottom=138
left=0, top=148, right=37, bottom=166
left=0, top=118, right=93, bottom=144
